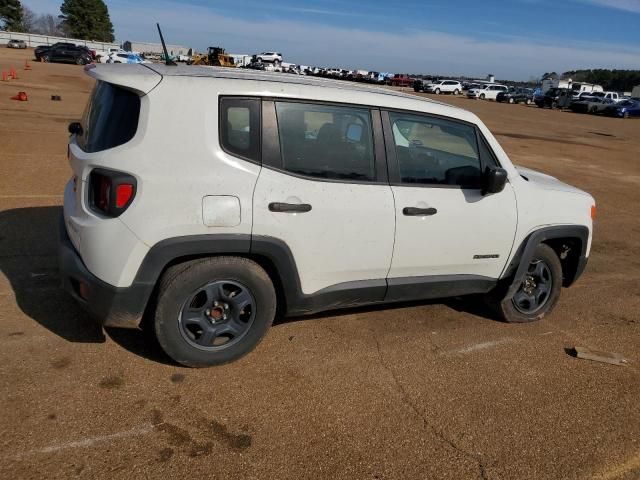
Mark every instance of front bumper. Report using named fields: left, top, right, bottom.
left=58, top=216, right=148, bottom=328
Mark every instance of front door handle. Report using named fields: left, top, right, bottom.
left=403, top=207, right=437, bottom=216
left=268, top=202, right=312, bottom=213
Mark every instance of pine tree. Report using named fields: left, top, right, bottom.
left=59, top=0, right=114, bottom=42
left=0, top=0, right=25, bottom=31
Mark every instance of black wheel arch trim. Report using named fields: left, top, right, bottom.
left=504, top=225, right=589, bottom=298
left=109, top=233, right=504, bottom=324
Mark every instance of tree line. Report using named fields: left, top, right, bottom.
left=562, top=69, right=640, bottom=93
left=0, top=0, right=114, bottom=42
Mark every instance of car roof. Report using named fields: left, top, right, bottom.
left=88, top=64, right=477, bottom=123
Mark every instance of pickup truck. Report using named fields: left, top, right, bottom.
left=388, top=74, right=414, bottom=87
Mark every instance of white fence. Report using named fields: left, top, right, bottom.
left=0, top=30, right=119, bottom=51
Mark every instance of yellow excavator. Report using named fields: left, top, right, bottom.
left=189, top=47, right=236, bottom=67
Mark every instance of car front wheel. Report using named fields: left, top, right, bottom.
left=41, top=55, right=50, bottom=62
left=490, top=244, right=562, bottom=323
left=479, top=93, right=486, bottom=100
left=434, top=88, right=441, bottom=94
left=154, top=256, right=277, bottom=367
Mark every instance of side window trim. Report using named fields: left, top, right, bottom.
left=218, top=96, right=261, bottom=165
left=475, top=128, right=501, bottom=171
left=260, top=98, right=388, bottom=185
left=381, top=108, right=484, bottom=190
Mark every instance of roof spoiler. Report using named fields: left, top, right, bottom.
left=84, top=63, right=162, bottom=95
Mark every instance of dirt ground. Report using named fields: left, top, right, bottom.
left=1, top=47, right=639, bottom=480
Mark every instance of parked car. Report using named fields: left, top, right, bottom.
left=423, top=80, right=463, bottom=95
left=496, top=87, right=534, bottom=105
left=603, top=99, right=640, bottom=118
left=107, top=52, right=147, bottom=64
left=467, top=84, right=508, bottom=100
left=59, top=65, right=595, bottom=367
left=7, top=39, right=27, bottom=49
left=570, top=97, right=612, bottom=114
left=256, top=52, right=282, bottom=65
left=535, top=87, right=573, bottom=109
left=34, top=43, right=92, bottom=65
left=389, top=74, right=414, bottom=87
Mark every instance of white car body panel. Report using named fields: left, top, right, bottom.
left=388, top=184, right=517, bottom=278
left=253, top=169, right=396, bottom=294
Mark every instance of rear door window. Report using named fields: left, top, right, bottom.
left=219, top=97, right=261, bottom=163
left=78, top=81, right=141, bottom=153
left=274, top=101, right=376, bottom=182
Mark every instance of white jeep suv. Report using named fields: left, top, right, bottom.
left=60, top=64, right=595, bottom=367
left=256, top=52, right=282, bottom=65
left=468, top=84, right=508, bottom=100
left=425, top=80, right=462, bottom=95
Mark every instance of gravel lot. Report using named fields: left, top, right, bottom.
left=1, top=47, right=639, bottom=480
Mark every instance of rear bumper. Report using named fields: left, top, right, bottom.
left=58, top=216, right=148, bottom=328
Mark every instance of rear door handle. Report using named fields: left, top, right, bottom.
left=268, top=202, right=312, bottom=213
left=403, top=207, right=437, bottom=216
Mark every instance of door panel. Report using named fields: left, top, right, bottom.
left=253, top=168, right=395, bottom=294
left=253, top=100, right=395, bottom=295
left=383, top=110, right=517, bottom=280
left=389, top=184, right=517, bottom=278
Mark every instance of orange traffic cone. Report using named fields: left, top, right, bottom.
left=1, top=71, right=8, bottom=81
left=11, top=91, right=28, bottom=101
left=10, top=68, right=18, bottom=80
left=24, top=60, right=31, bottom=70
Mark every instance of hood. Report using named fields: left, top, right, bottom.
left=516, top=166, right=590, bottom=196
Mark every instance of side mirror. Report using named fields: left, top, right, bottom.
left=483, top=167, right=508, bottom=195
left=68, top=122, right=83, bottom=136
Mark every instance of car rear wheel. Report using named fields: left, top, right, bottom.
left=154, top=257, right=277, bottom=367
left=551, top=101, right=558, bottom=109
left=525, top=99, right=531, bottom=105
left=453, top=89, right=459, bottom=95
left=489, top=244, right=562, bottom=323
left=508, top=97, right=515, bottom=104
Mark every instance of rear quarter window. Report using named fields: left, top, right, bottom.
left=78, top=81, right=141, bottom=153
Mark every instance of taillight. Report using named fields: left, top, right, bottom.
left=116, top=184, right=134, bottom=208
left=88, top=168, right=137, bottom=217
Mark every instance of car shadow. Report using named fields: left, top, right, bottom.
left=0, top=207, right=173, bottom=363
left=1, top=206, right=500, bottom=365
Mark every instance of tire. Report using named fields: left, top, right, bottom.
left=453, top=89, right=459, bottom=95
left=435, top=88, right=441, bottom=95
left=623, top=112, right=629, bottom=119
left=76, top=56, right=85, bottom=65
left=274, top=60, right=281, bottom=66
left=480, top=93, right=486, bottom=100
left=551, top=101, right=558, bottom=109
left=508, top=97, right=515, bottom=104
left=525, top=99, right=531, bottom=105
left=154, top=257, right=277, bottom=367
left=489, top=244, right=562, bottom=323
left=41, top=55, right=50, bottom=63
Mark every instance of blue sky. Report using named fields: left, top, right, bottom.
left=25, top=0, right=640, bottom=79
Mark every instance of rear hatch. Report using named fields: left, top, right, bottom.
left=64, top=64, right=161, bottom=253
